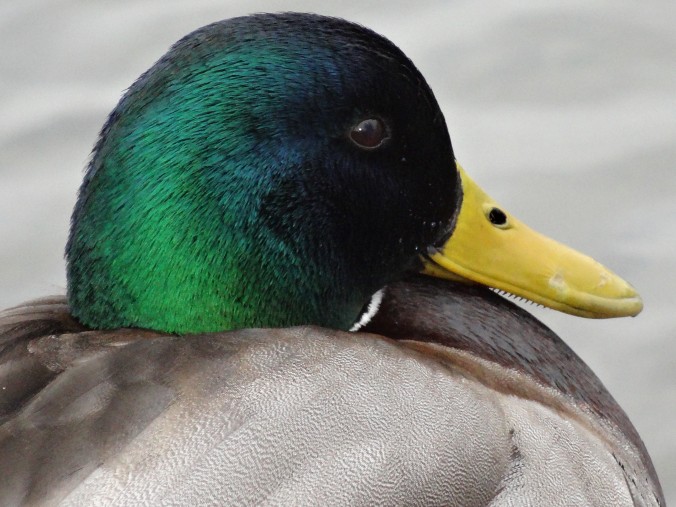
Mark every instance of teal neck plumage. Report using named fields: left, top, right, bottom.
left=66, top=14, right=457, bottom=334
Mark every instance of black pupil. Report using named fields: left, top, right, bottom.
left=350, top=118, right=385, bottom=148
left=488, top=207, right=507, bottom=225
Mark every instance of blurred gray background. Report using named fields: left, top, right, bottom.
left=1, top=0, right=674, bottom=501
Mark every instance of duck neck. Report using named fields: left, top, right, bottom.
left=67, top=193, right=366, bottom=334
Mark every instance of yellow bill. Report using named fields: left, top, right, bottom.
left=422, top=163, right=643, bottom=318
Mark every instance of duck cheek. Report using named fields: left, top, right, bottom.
left=388, top=161, right=459, bottom=253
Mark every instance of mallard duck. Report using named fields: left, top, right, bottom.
left=0, top=13, right=663, bottom=506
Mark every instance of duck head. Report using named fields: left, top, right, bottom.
left=66, top=13, right=641, bottom=334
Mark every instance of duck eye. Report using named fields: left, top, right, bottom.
left=349, top=118, right=388, bottom=149
left=488, top=207, right=507, bottom=226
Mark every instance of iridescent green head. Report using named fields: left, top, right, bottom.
left=66, top=13, right=459, bottom=333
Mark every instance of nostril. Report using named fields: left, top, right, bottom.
left=488, top=207, right=507, bottom=226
